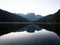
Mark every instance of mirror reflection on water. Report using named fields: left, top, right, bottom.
left=0, top=25, right=60, bottom=45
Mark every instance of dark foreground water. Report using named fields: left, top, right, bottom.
left=0, top=29, right=60, bottom=45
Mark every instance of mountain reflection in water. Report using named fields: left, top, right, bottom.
left=0, top=29, right=60, bottom=45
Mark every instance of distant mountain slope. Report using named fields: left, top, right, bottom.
left=15, top=13, right=42, bottom=21
left=37, top=9, right=60, bottom=36
left=0, top=9, right=29, bottom=22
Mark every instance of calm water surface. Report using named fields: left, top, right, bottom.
left=0, top=29, right=60, bottom=45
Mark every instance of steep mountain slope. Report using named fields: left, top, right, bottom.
left=0, top=9, right=29, bottom=22
left=37, top=9, right=60, bottom=36
left=0, top=9, right=29, bottom=36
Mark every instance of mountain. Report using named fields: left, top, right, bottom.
left=37, top=9, right=60, bottom=36
left=15, top=13, right=42, bottom=21
left=0, top=9, right=29, bottom=22
left=0, top=9, right=29, bottom=36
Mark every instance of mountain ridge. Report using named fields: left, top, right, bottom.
left=37, top=9, right=60, bottom=36
left=15, top=13, right=42, bottom=21
left=0, top=9, right=29, bottom=22
left=0, top=9, right=29, bottom=36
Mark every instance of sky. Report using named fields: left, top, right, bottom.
left=0, top=0, right=60, bottom=16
